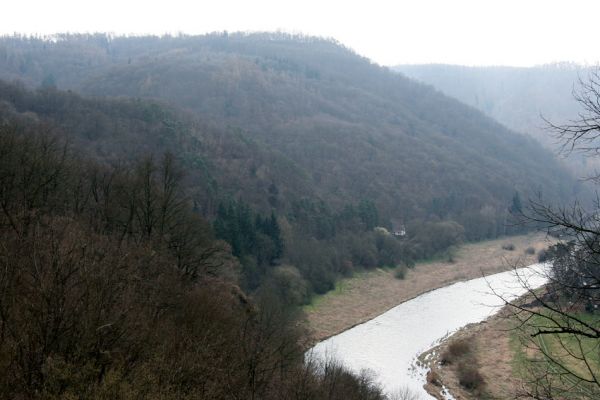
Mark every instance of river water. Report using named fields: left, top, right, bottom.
left=307, top=264, right=549, bottom=399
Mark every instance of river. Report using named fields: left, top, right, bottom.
left=307, top=263, right=549, bottom=399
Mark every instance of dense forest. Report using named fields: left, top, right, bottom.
left=0, top=33, right=583, bottom=297
left=0, top=121, right=392, bottom=399
left=0, top=32, right=586, bottom=398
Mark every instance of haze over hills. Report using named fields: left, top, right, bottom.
left=394, top=63, right=597, bottom=175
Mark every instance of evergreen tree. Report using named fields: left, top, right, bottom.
left=267, top=211, right=284, bottom=259
left=214, top=201, right=283, bottom=264
left=509, top=191, right=523, bottom=214
left=358, top=200, right=379, bottom=230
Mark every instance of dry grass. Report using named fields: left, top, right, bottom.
left=421, top=307, right=526, bottom=399
left=304, top=233, right=553, bottom=344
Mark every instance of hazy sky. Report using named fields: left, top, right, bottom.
left=3, top=0, right=600, bottom=67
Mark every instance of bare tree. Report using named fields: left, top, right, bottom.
left=503, top=71, right=600, bottom=399
left=546, top=70, right=600, bottom=161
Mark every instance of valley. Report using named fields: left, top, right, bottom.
left=0, top=29, right=597, bottom=400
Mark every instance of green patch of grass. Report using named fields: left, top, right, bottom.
left=510, top=312, right=600, bottom=397
left=534, top=314, right=600, bottom=377
left=509, top=329, right=530, bottom=377
left=302, top=278, right=350, bottom=312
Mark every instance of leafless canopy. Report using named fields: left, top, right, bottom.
left=547, top=70, right=600, bottom=158
left=502, top=70, right=600, bottom=399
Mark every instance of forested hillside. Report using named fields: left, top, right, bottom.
left=394, top=63, right=595, bottom=174
left=0, top=120, right=391, bottom=399
left=0, top=33, right=582, bottom=298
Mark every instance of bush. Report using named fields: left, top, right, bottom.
left=446, top=245, right=458, bottom=263
left=375, top=231, right=404, bottom=267
left=426, top=370, right=441, bottom=387
left=394, top=265, right=407, bottom=280
left=524, top=246, right=536, bottom=255
left=268, top=265, right=309, bottom=305
left=502, top=243, right=515, bottom=251
left=538, top=248, right=549, bottom=262
left=457, top=362, right=485, bottom=391
left=440, top=339, right=472, bottom=364
left=408, top=220, right=465, bottom=259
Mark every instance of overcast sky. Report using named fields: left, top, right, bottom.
left=2, top=0, right=599, bottom=67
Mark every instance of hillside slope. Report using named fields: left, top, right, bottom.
left=394, top=63, right=595, bottom=175
left=0, top=108, right=388, bottom=400
left=0, top=34, right=579, bottom=221
left=0, top=80, right=314, bottom=215
left=0, top=33, right=584, bottom=296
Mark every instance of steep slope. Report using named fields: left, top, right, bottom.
left=0, top=113, right=386, bottom=400
left=394, top=63, right=584, bottom=140
left=394, top=63, right=595, bottom=175
left=0, top=80, right=314, bottom=215
left=0, top=34, right=579, bottom=224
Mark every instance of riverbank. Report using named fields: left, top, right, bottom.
left=421, top=292, right=600, bottom=399
left=304, top=233, right=552, bottom=344
left=420, top=306, right=521, bottom=399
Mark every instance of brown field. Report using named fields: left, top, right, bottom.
left=304, top=233, right=553, bottom=345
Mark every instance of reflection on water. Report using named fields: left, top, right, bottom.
left=308, top=264, right=548, bottom=399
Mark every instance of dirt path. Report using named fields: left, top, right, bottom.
left=304, top=233, right=553, bottom=344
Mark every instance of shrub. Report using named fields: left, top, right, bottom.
left=524, top=246, right=536, bottom=255
left=426, top=370, right=441, bottom=387
left=375, top=231, right=404, bottom=267
left=440, top=338, right=472, bottom=364
left=394, top=265, right=407, bottom=280
left=538, top=248, right=549, bottom=262
left=502, top=243, right=515, bottom=251
left=457, top=362, right=485, bottom=391
left=269, top=265, right=309, bottom=305
left=407, top=220, right=465, bottom=259
left=446, top=245, right=458, bottom=263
